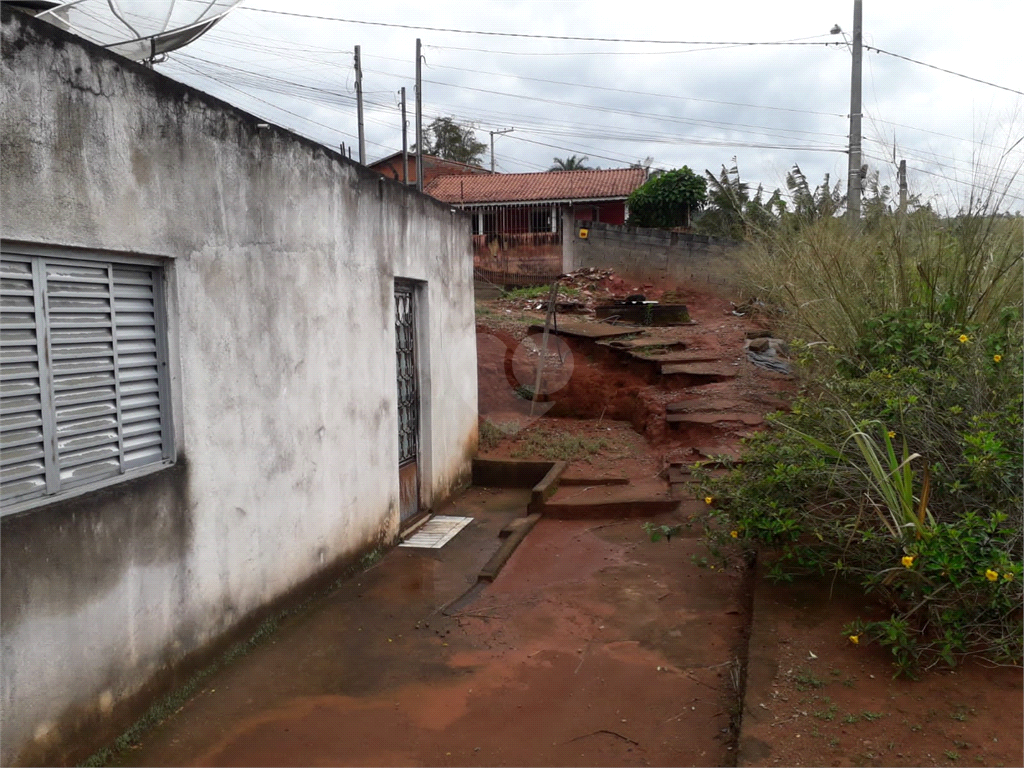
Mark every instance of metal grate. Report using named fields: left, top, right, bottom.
left=394, top=285, right=418, bottom=466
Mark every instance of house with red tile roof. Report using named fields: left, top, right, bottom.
left=368, top=152, right=490, bottom=188
left=425, top=168, right=647, bottom=280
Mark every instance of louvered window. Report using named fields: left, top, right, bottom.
left=1, top=250, right=173, bottom=512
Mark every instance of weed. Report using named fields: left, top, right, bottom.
left=861, top=710, right=884, bottom=721
left=945, top=749, right=960, bottom=761
left=910, top=723, right=923, bottom=732
left=829, top=737, right=840, bottom=748
left=814, top=703, right=839, bottom=721
left=844, top=713, right=860, bottom=724
left=950, top=706, right=974, bottom=722
left=478, top=418, right=514, bottom=451
left=793, top=667, right=825, bottom=691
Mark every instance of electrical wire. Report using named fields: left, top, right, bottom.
left=864, top=45, right=1023, bottom=97
left=238, top=7, right=837, bottom=47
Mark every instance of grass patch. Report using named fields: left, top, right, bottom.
left=503, top=284, right=581, bottom=302
left=510, top=427, right=611, bottom=462
left=793, top=666, right=825, bottom=691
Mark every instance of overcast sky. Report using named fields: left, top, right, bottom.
left=149, top=0, right=1024, bottom=213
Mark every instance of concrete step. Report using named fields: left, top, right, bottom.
left=667, top=412, right=763, bottom=426
left=538, top=479, right=678, bottom=519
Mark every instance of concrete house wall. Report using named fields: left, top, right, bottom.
left=0, top=10, right=477, bottom=765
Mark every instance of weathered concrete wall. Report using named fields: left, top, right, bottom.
left=566, top=220, right=747, bottom=291
left=0, top=10, right=476, bottom=765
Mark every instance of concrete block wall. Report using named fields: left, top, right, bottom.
left=565, top=220, right=747, bottom=291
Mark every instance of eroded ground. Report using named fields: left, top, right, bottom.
left=106, top=276, right=1020, bottom=768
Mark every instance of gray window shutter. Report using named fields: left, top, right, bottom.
left=113, top=266, right=166, bottom=470
left=46, top=260, right=122, bottom=490
left=0, top=257, right=51, bottom=503
left=1, top=251, right=171, bottom=510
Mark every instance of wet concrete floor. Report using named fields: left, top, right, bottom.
left=121, top=487, right=749, bottom=767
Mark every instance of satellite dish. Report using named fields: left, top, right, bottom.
left=32, top=0, right=244, bottom=62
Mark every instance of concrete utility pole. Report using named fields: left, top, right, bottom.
left=847, top=0, right=863, bottom=221
left=898, top=159, right=908, bottom=213
left=489, top=127, right=514, bottom=172
left=415, top=38, right=424, bottom=192
left=354, top=45, right=366, bottom=165
left=400, top=87, right=409, bottom=185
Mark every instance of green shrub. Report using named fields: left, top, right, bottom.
left=697, top=317, right=1022, bottom=673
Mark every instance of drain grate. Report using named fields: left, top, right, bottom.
left=399, top=515, right=473, bottom=549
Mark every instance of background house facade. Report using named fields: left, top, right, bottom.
left=425, top=168, right=646, bottom=280
left=368, top=152, right=490, bottom=188
left=0, top=9, right=477, bottom=765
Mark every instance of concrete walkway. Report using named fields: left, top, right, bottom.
left=119, top=486, right=749, bottom=767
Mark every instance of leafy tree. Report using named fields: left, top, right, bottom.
left=549, top=155, right=592, bottom=171
left=415, top=117, right=486, bottom=165
left=694, top=161, right=786, bottom=240
left=626, top=166, right=707, bottom=228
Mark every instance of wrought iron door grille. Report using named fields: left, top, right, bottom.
left=395, top=286, right=418, bottom=465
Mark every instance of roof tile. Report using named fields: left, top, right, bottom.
left=424, top=168, right=646, bottom=204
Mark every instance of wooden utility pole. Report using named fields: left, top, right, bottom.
left=847, top=0, right=863, bottom=221
left=415, top=38, right=423, bottom=192
left=401, top=87, right=409, bottom=185
left=354, top=45, right=366, bottom=165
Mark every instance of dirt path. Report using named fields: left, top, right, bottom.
left=120, top=490, right=749, bottom=767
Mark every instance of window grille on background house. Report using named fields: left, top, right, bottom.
left=0, top=248, right=174, bottom=511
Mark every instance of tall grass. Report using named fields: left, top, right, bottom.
left=741, top=209, right=1023, bottom=355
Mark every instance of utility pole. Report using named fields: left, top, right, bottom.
left=354, top=45, right=366, bottom=165
left=415, top=38, right=423, bottom=192
left=898, top=159, right=908, bottom=213
left=847, top=0, right=863, bottom=222
left=400, top=87, right=409, bottom=185
left=489, top=127, right=514, bottom=172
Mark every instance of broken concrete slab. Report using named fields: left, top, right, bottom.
left=481, top=513, right=543, bottom=581
left=659, top=362, right=739, bottom=378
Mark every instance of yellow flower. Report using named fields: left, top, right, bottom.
left=985, top=569, right=999, bottom=582
left=888, top=430, right=896, bottom=439
left=705, top=496, right=713, bottom=505
left=993, top=354, right=1002, bottom=363
left=1004, top=572, right=1015, bottom=582
left=848, top=634, right=860, bottom=645
left=730, top=530, right=739, bottom=539
left=958, top=334, right=969, bottom=344
left=901, top=555, right=914, bottom=568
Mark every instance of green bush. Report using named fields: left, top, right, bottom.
left=696, top=313, right=1022, bottom=674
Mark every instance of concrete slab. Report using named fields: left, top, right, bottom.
left=660, top=361, right=739, bottom=377
left=528, top=320, right=639, bottom=339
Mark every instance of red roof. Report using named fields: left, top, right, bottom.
left=424, top=168, right=646, bottom=205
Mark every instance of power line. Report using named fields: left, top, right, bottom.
left=408, top=58, right=846, bottom=119
left=864, top=45, right=1023, bottom=97
left=240, top=7, right=835, bottom=46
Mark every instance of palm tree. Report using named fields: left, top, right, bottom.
left=549, top=155, right=591, bottom=171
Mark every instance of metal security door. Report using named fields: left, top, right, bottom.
left=395, top=283, right=420, bottom=522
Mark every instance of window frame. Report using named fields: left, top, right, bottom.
left=1, top=242, right=177, bottom=517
